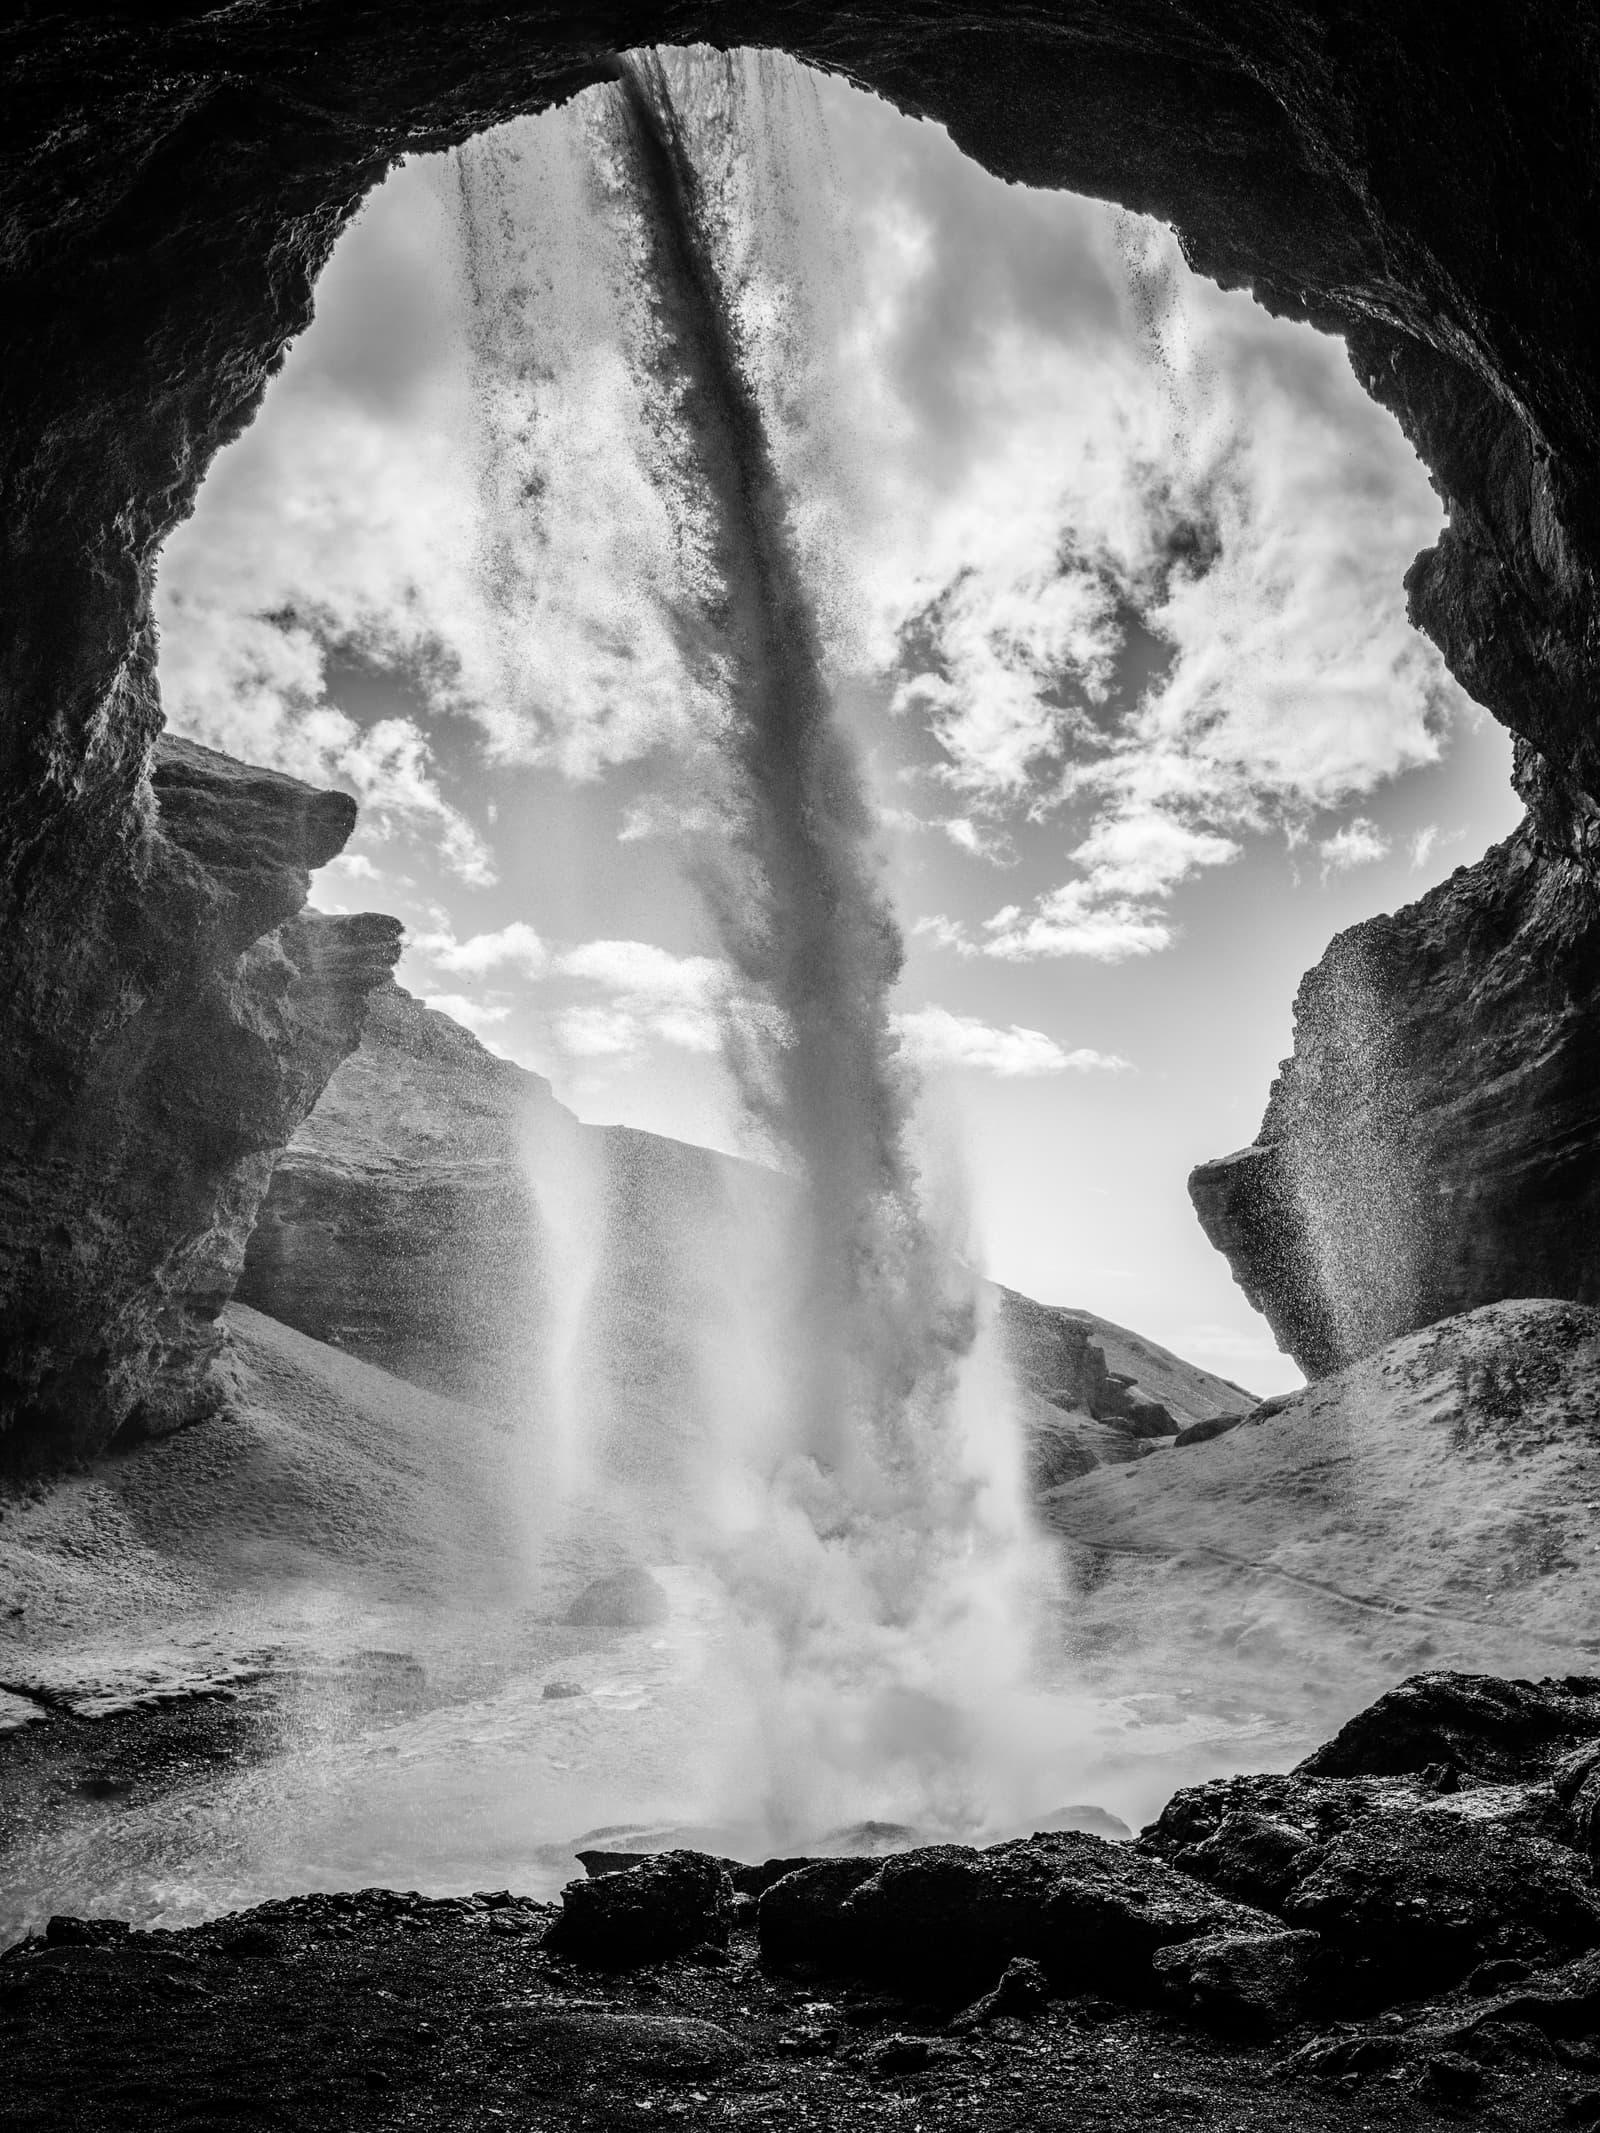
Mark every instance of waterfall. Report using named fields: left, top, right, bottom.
left=451, top=48, right=1057, bottom=1843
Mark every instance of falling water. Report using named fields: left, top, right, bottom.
left=452, top=49, right=1057, bottom=1842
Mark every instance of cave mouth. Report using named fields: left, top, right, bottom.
left=3, top=12, right=1595, bottom=1962
left=156, top=44, right=1514, bottom=1402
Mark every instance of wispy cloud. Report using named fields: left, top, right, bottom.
left=1409, top=823, right=1440, bottom=869
left=980, top=888, right=1174, bottom=964
left=1319, top=817, right=1390, bottom=873
left=895, top=1005, right=1128, bottom=1078
left=404, top=925, right=736, bottom=1065
left=409, top=919, right=549, bottom=977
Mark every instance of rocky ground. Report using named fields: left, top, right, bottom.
left=10, top=1673, right=1600, bottom=2130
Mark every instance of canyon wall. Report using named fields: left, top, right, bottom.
left=1191, top=747, right=1600, bottom=1376
left=3, top=5, right=1598, bottom=1454
left=0, top=736, right=399, bottom=1470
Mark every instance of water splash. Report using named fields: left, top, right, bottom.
left=452, top=48, right=1059, bottom=1843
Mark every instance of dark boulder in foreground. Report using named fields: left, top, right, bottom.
left=1143, top=1673, right=1600, bottom=2007
left=758, top=1831, right=1267, bottom=1996
left=562, top=1568, right=670, bottom=1629
left=754, top=1857, right=886, bottom=1969
left=1151, top=1926, right=1325, bottom=2034
left=1297, top=1669, right=1600, bottom=1782
left=544, top=1851, right=732, bottom=1969
left=1282, top=1793, right=1600, bottom=1994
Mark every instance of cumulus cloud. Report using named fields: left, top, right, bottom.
left=1319, top=817, right=1390, bottom=873
left=551, top=939, right=730, bottom=1058
left=957, top=807, right=1240, bottom=962
left=409, top=919, right=550, bottom=977
left=406, top=924, right=739, bottom=1065
left=981, top=887, right=1174, bottom=964
left=160, top=51, right=1464, bottom=957
left=895, top=1006, right=1128, bottom=1077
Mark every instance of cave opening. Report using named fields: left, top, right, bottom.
left=6, top=24, right=1600, bottom=2074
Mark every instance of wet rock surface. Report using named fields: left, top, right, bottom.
left=1192, top=812, right=1600, bottom=1376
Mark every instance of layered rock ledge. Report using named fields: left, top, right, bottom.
left=0, top=738, right=399, bottom=1469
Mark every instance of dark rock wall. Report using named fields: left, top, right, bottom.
left=0, top=736, right=399, bottom=1469
left=1191, top=759, right=1600, bottom=1376
left=4, top=5, right=1599, bottom=1443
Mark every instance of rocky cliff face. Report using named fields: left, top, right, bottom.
left=238, top=987, right=1252, bottom=1489
left=1191, top=756, right=1600, bottom=1377
left=0, top=737, right=399, bottom=1470
left=238, top=983, right=794, bottom=1485
left=4, top=7, right=1600, bottom=1454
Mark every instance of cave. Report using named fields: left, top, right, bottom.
left=4, top=6, right=1600, bottom=2123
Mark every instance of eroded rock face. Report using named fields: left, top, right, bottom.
left=1191, top=783, right=1600, bottom=1375
left=236, top=983, right=787, bottom=1472
left=4, top=7, right=1600, bottom=1451
left=236, top=981, right=568, bottom=1407
left=0, top=738, right=399, bottom=1469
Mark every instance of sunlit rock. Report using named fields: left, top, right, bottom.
left=1191, top=776, right=1600, bottom=1375
left=0, top=737, right=400, bottom=1471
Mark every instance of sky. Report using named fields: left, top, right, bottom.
left=154, top=51, right=1522, bottom=1397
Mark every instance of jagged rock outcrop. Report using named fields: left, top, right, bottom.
left=0, top=737, right=399, bottom=1469
left=1191, top=771, right=1600, bottom=1376
left=996, top=1287, right=1251, bottom=1440
left=5, top=7, right=1600, bottom=1455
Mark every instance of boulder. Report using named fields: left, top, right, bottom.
left=544, top=1851, right=733, bottom=1968
left=1299, top=1671, right=1600, bottom=1783
left=1146, top=1720, right=1600, bottom=2006
left=1154, top=1803, right=1318, bottom=1913
left=1173, top=1413, right=1248, bottom=1448
left=757, top=1858, right=885, bottom=1969
left=1282, top=1797, right=1600, bottom=1993
left=949, top=1954, right=1050, bottom=2029
left=562, top=1568, right=670, bottom=1629
left=1152, top=1926, right=1324, bottom=2034
left=761, top=1832, right=1269, bottom=1997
